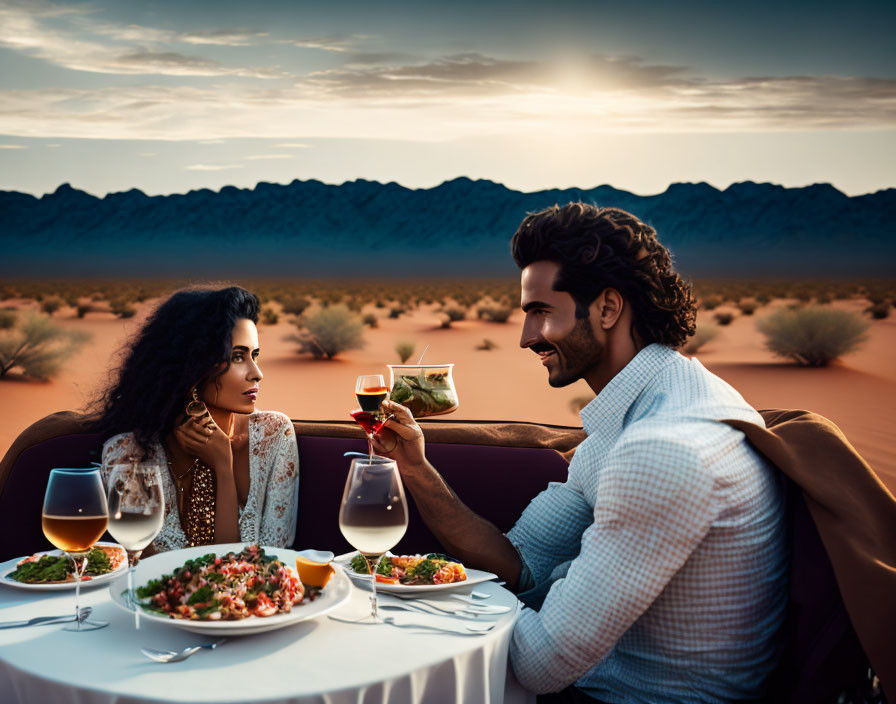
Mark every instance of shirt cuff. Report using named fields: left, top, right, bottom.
left=508, top=536, right=535, bottom=592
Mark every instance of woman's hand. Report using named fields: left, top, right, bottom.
left=371, top=400, right=426, bottom=469
left=173, top=415, right=233, bottom=472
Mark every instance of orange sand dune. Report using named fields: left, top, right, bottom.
left=1, top=297, right=894, bottom=494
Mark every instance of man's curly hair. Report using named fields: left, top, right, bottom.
left=511, top=203, right=696, bottom=348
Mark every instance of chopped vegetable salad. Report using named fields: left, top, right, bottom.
left=350, top=553, right=467, bottom=585
left=136, top=545, right=309, bottom=620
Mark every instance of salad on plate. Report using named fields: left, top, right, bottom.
left=349, top=552, right=467, bottom=585
left=6, top=544, right=125, bottom=584
left=136, top=544, right=314, bottom=620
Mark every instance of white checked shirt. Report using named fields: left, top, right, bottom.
left=507, top=344, right=788, bottom=703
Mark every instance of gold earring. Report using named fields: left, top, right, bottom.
left=185, top=387, right=208, bottom=418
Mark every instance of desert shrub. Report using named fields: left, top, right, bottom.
left=476, top=338, right=498, bottom=351
left=756, top=307, right=869, bottom=367
left=362, top=313, right=378, bottom=328
left=375, top=300, right=386, bottom=309
left=700, top=295, right=723, bottom=311
left=40, top=296, right=64, bottom=316
left=443, top=307, right=466, bottom=322
left=280, top=295, right=311, bottom=317
left=816, top=293, right=832, bottom=305
left=388, top=306, right=405, bottom=319
left=76, top=304, right=92, bottom=319
left=292, top=304, right=363, bottom=359
left=480, top=306, right=513, bottom=323
left=737, top=300, right=758, bottom=316
left=681, top=322, right=721, bottom=355
left=394, top=340, right=415, bottom=363
left=260, top=305, right=279, bottom=325
left=0, top=313, right=91, bottom=380
left=756, top=293, right=772, bottom=306
left=569, top=395, right=594, bottom=414
left=0, top=310, right=16, bottom=330
left=346, top=297, right=364, bottom=313
left=90, top=292, right=105, bottom=302
left=714, top=312, right=734, bottom=326
left=110, top=298, right=136, bottom=319
left=866, top=303, right=890, bottom=320
left=438, top=307, right=466, bottom=328
left=0, top=286, right=16, bottom=301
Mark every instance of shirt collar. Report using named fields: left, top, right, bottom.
left=579, top=343, right=680, bottom=440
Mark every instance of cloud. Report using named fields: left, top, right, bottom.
left=0, top=144, right=27, bottom=149
left=302, top=53, right=541, bottom=98
left=277, top=143, right=311, bottom=148
left=296, top=52, right=695, bottom=101
left=279, top=35, right=359, bottom=52
left=657, top=75, right=896, bottom=129
left=185, top=164, right=243, bottom=171
left=0, top=3, right=282, bottom=78
left=245, top=154, right=295, bottom=160
left=344, top=51, right=418, bottom=66
left=180, top=30, right=269, bottom=46
left=0, top=21, right=892, bottom=143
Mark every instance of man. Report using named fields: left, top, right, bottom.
left=373, top=203, right=788, bottom=703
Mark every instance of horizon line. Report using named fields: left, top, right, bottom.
left=3, top=176, right=893, bottom=201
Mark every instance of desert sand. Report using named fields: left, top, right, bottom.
left=1, top=296, right=894, bottom=494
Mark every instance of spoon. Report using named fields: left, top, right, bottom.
left=141, top=639, right=227, bottom=663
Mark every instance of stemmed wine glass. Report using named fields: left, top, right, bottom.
left=105, top=462, right=165, bottom=629
left=42, top=468, right=110, bottom=631
left=338, top=456, right=408, bottom=622
left=351, top=374, right=391, bottom=458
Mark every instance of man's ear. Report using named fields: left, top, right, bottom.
left=593, top=288, right=624, bottom=330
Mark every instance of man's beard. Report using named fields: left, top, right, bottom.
left=546, top=316, right=603, bottom=388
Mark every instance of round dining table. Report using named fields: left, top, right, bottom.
left=0, top=555, right=533, bottom=704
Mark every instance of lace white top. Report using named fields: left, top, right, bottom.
left=101, top=411, right=299, bottom=552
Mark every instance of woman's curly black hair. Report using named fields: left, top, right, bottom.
left=511, top=203, right=696, bottom=348
left=90, top=285, right=260, bottom=456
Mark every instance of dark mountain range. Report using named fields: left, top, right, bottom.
left=1, top=178, right=893, bottom=278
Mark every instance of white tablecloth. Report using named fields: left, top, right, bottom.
left=0, top=561, right=533, bottom=704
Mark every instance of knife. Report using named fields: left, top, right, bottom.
left=0, top=607, right=92, bottom=630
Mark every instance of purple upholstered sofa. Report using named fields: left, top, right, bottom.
left=0, top=416, right=576, bottom=562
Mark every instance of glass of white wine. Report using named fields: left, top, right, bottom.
left=105, top=462, right=165, bottom=628
left=338, top=456, right=408, bottom=622
left=42, top=468, right=109, bottom=631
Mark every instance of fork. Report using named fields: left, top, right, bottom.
left=451, top=592, right=493, bottom=603
left=329, top=614, right=494, bottom=635
left=381, top=616, right=494, bottom=635
left=378, top=601, right=483, bottom=620
left=0, top=607, right=92, bottom=630
left=140, top=639, right=227, bottom=663
left=386, top=598, right=510, bottom=617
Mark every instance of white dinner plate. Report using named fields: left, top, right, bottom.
left=0, top=542, right=127, bottom=591
left=110, top=543, right=351, bottom=636
left=336, top=552, right=498, bottom=594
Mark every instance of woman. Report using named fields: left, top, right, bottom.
left=93, top=286, right=298, bottom=552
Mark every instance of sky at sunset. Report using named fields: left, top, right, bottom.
left=0, top=0, right=894, bottom=197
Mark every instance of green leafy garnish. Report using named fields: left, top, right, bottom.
left=8, top=547, right=116, bottom=584
left=136, top=578, right=165, bottom=598
left=408, top=559, right=439, bottom=581
left=389, top=374, right=455, bottom=416
left=187, top=585, right=214, bottom=605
